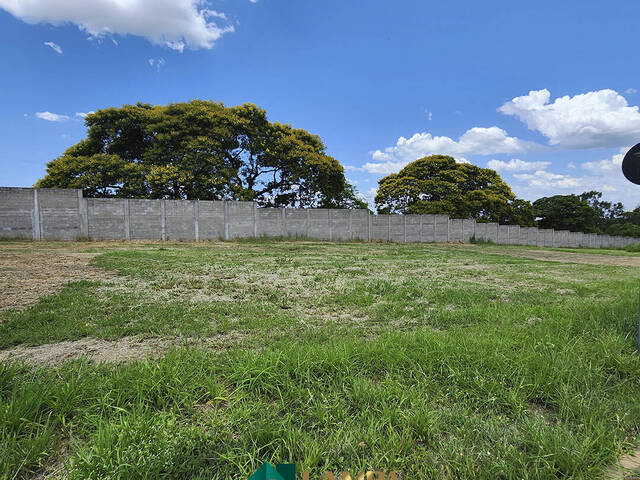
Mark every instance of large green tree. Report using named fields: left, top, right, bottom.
left=36, top=101, right=366, bottom=209
left=533, top=194, right=600, bottom=232
left=374, top=155, right=535, bottom=225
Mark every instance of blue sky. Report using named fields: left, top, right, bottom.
left=1, top=0, right=639, bottom=209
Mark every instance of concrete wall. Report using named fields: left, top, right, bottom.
left=0, top=187, right=35, bottom=239
left=1, top=187, right=639, bottom=248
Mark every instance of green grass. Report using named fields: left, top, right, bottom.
left=2, top=240, right=640, bottom=479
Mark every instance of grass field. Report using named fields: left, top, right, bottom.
left=1, top=240, right=640, bottom=479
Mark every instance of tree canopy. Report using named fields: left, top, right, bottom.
left=533, top=192, right=640, bottom=237
left=374, top=155, right=535, bottom=225
left=36, top=101, right=366, bottom=209
left=533, top=195, right=600, bottom=232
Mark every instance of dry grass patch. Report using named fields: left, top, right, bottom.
left=0, top=249, right=115, bottom=315
left=0, top=332, right=247, bottom=366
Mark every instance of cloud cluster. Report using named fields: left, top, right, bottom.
left=508, top=149, right=634, bottom=205
left=498, top=89, right=640, bottom=149
left=364, top=88, right=640, bottom=183
left=0, top=0, right=235, bottom=50
left=513, top=170, right=581, bottom=188
left=487, top=158, right=550, bottom=172
left=364, top=127, right=540, bottom=174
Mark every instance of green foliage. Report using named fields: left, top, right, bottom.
left=533, top=194, right=600, bottom=232
left=606, top=222, right=640, bottom=238
left=579, top=191, right=625, bottom=231
left=469, top=234, right=494, bottom=245
left=36, top=101, right=365, bottom=209
left=374, top=155, right=535, bottom=225
left=623, top=206, right=640, bottom=226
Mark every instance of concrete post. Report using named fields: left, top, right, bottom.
left=348, top=209, right=353, bottom=240
left=32, top=188, right=41, bottom=241
left=223, top=200, right=229, bottom=240
left=161, top=199, right=167, bottom=241
left=446, top=216, right=450, bottom=243
left=281, top=208, right=286, bottom=237
left=124, top=199, right=131, bottom=241
left=403, top=215, right=407, bottom=243
left=194, top=200, right=200, bottom=242
left=253, top=202, right=258, bottom=238
left=77, top=190, right=88, bottom=238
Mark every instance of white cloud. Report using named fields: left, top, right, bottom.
left=499, top=88, right=640, bottom=149
left=581, top=148, right=626, bottom=172
left=0, top=0, right=235, bottom=50
left=43, top=41, right=62, bottom=54
left=363, top=161, right=409, bottom=175
left=513, top=170, right=581, bottom=188
left=508, top=150, right=637, bottom=207
left=75, top=111, right=95, bottom=118
left=487, top=158, right=551, bottom=172
left=625, top=88, right=637, bottom=94
left=364, top=126, right=541, bottom=174
left=148, top=57, right=166, bottom=71
left=35, top=111, right=70, bottom=122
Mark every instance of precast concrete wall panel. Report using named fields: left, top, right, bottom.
left=0, top=187, right=34, bottom=238
left=449, top=219, right=463, bottom=242
left=87, top=198, right=126, bottom=240
left=128, top=199, right=162, bottom=240
left=227, top=201, right=254, bottom=239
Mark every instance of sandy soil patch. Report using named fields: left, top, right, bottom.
left=0, top=333, right=246, bottom=366
left=0, top=250, right=115, bottom=315
left=478, top=248, right=640, bottom=267
left=606, top=447, right=640, bottom=479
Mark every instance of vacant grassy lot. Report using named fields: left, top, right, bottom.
left=1, top=240, right=640, bottom=479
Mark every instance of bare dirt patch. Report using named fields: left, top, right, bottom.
left=477, top=247, right=640, bottom=267
left=0, top=249, right=115, bottom=315
left=606, top=446, right=640, bottom=479
left=0, top=333, right=246, bottom=366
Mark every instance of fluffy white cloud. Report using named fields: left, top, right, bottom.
left=43, top=41, right=62, bottom=54
left=75, top=111, right=95, bottom=118
left=498, top=89, right=640, bottom=149
left=487, top=158, right=551, bottom=172
left=35, top=111, right=70, bottom=122
left=513, top=170, right=581, bottom=188
left=365, top=126, right=541, bottom=174
left=581, top=148, right=626, bottom=172
left=0, top=0, right=235, bottom=50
